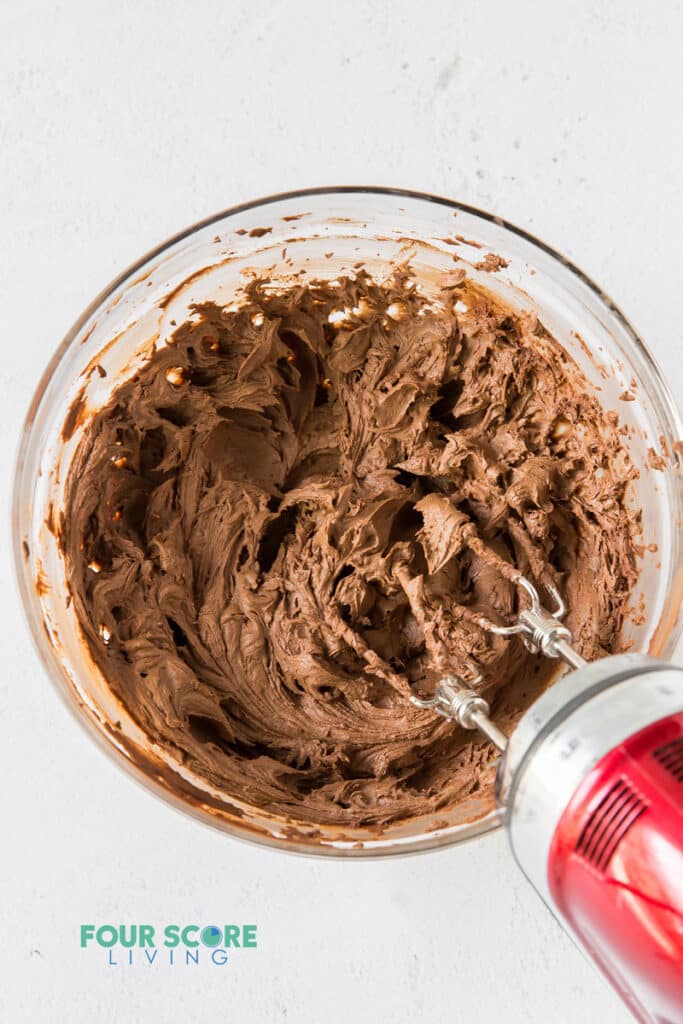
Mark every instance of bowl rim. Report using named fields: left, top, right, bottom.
left=12, top=185, right=683, bottom=857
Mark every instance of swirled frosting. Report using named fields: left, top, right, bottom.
left=63, top=270, right=639, bottom=828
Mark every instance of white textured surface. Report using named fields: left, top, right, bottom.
left=2, top=2, right=682, bottom=1022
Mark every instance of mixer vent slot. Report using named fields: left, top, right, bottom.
left=575, top=778, right=647, bottom=872
left=653, top=737, right=683, bottom=782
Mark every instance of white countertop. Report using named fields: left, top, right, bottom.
left=2, top=2, right=682, bottom=1021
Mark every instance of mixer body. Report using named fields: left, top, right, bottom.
left=499, top=656, right=683, bottom=1024
left=549, top=714, right=683, bottom=1022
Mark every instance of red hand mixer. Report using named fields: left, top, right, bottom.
left=412, top=575, right=683, bottom=1023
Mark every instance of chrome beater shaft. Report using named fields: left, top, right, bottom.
left=481, top=575, right=586, bottom=671
left=411, top=674, right=509, bottom=751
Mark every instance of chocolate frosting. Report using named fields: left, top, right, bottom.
left=63, top=270, right=639, bottom=828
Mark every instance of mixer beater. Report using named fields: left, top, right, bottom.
left=410, top=573, right=585, bottom=746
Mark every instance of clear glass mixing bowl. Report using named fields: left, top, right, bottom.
left=12, top=187, right=683, bottom=856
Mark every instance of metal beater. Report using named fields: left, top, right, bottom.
left=410, top=573, right=586, bottom=750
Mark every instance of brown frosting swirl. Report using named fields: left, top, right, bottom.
left=63, top=270, right=639, bottom=828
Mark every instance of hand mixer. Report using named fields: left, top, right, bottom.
left=412, top=574, right=683, bottom=1024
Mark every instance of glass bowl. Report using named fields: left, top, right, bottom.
left=12, top=187, right=683, bottom=856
